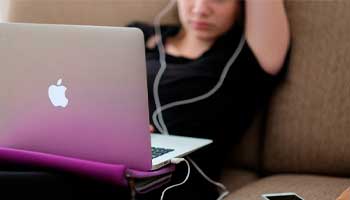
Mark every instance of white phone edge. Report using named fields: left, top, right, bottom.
left=261, top=192, right=304, bottom=200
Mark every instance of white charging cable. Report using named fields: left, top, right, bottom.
left=187, top=157, right=229, bottom=200
left=161, top=158, right=190, bottom=200
left=161, top=157, right=229, bottom=200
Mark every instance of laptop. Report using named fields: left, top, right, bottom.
left=0, top=22, right=212, bottom=171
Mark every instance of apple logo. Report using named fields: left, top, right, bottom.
left=48, top=78, right=69, bottom=108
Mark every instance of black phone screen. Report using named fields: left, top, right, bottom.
left=265, top=195, right=303, bottom=200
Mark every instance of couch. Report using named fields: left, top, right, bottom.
left=2, top=0, right=350, bottom=199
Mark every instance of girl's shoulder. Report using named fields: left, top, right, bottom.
left=127, top=21, right=181, bottom=49
left=127, top=21, right=155, bottom=42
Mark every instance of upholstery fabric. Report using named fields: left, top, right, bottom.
left=263, top=1, right=350, bottom=176
left=221, top=168, right=260, bottom=193
left=226, top=174, right=350, bottom=200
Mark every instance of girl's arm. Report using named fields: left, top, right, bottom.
left=245, top=0, right=291, bottom=75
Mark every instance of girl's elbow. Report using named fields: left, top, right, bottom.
left=259, top=48, right=289, bottom=76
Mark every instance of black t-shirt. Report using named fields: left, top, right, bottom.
left=128, top=22, right=286, bottom=178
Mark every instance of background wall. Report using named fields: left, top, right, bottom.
left=0, top=0, right=9, bottom=22
left=6, top=0, right=179, bottom=26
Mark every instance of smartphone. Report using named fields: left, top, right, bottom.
left=262, top=192, right=304, bottom=200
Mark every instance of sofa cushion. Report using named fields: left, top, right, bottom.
left=226, top=174, right=350, bottom=200
left=263, top=1, right=350, bottom=176
left=221, top=168, right=260, bottom=193
left=7, top=0, right=179, bottom=26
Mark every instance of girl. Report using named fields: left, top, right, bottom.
left=129, top=0, right=290, bottom=199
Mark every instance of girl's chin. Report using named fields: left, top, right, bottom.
left=192, top=31, right=218, bottom=41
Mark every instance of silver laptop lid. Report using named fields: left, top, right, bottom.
left=0, top=22, right=152, bottom=171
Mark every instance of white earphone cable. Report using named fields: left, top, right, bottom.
left=152, top=0, right=245, bottom=135
left=153, top=0, right=245, bottom=199
left=152, top=0, right=178, bottom=134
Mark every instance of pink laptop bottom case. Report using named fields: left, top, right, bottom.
left=0, top=147, right=176, bottom=193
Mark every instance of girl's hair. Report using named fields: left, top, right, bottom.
left=234, top=1, right=245, bottom=31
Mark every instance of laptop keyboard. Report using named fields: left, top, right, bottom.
left=151, top=147, right=174, bottom=159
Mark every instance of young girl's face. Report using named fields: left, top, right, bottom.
left=177, top=0, right=240, bottom=41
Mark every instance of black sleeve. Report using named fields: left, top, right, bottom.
left=241, top=42, right=275, bottom=82
left=231, top=41, right=291, bottom=122
left=237, top=41, right=291, bottom=92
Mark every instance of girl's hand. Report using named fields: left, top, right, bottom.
left=149, top=125, right=155, bottom=133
